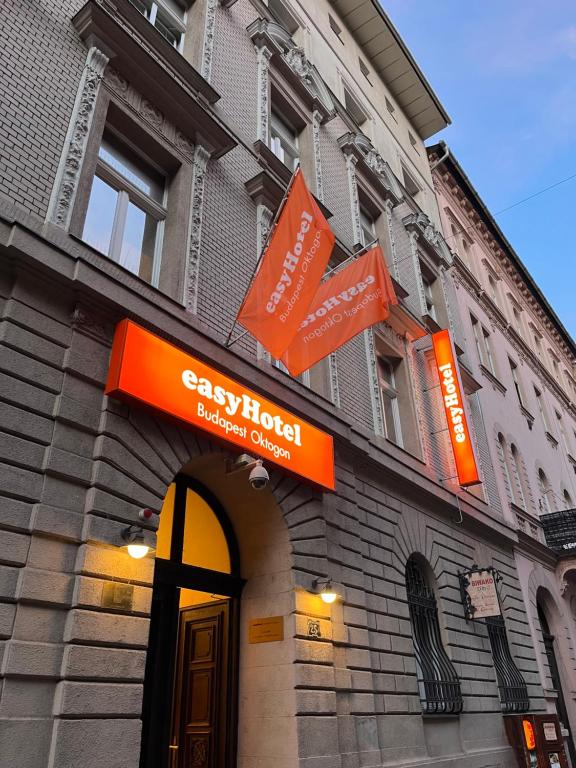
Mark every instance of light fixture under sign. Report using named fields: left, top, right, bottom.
left=121, top=525, right=153, bottom=559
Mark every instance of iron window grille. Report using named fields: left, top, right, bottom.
left=406, top=559, right=463, bottom=715
left=486, top=616, right=529, bottom=712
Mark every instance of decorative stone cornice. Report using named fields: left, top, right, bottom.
left=402, top=211, right=452, bottom=266
left=247, top=18, right=335, bottom=119
left=338, top=132, right=403, bottom=205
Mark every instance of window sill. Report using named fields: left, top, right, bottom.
left=73, top=0, right=236, bottom=158
left=422, top=312, right=442, bottom=334
left=546, top=431, right=559, bottom=449
left=520, top=405, right=535, bottom=429
left=479, top=364, right=506, bottom=395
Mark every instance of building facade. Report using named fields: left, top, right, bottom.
left=0, top=1, right=572, bottom=768
left=429, top=144, right=576, bottom=766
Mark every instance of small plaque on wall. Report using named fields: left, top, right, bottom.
left=102, top=582, right=134, bottom=611
left=543, top=722, right=557, bottom=741
left=248, top=616, right=284, bottom=643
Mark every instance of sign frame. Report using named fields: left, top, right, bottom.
left=105, top=319, right=335, bottom=490
left=459, top=565, right=502, bottom=620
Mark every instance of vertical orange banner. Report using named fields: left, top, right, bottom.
left=237, top=169, right=334, bottom=359
left=280, top=246, right=397, bottom=376
left=431, top=329, right=480, bottom=487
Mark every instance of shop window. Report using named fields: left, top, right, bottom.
left=270, top=109, right=300, bottom=171
left=82, top=132, right=166, bottom=285
left=129, top=0, right=186, bottom=51
left=377, top=356, right=402, bottom=447
left=486, top=617, right=529, bottom=712
left=405, top=556, right=463, bottom=715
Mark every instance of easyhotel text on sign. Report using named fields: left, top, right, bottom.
left=105, top=320, right=335, bottom=489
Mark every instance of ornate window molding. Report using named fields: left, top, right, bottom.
left=47, top=46, right=109, bottom=228
left=185, top=145, right=211, bottom=313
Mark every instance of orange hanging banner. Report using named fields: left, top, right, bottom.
left=280, top=246, right=397, bottom=377
left=237, top=168, right=334, bottom=359
left=106, top=320, right=335, bottom=490
left=431, top=329, right=480, bottom=487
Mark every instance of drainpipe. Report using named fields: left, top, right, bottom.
left=430, top=140, right=450, bottom=171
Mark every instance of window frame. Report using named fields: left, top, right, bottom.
left=130, top=0, right=187, bottom=52
left=82, top=133, right=168, bottom=287
left=269, top=108, right=300, bottom=171
left=377, top=355, right=403, bottom=447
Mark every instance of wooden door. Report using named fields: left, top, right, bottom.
left=170, top=601, right=229, bottom=768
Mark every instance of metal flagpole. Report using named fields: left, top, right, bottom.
left=225, top=165, right=301, bottom=349
left=321, top=237, right=379, bottom=281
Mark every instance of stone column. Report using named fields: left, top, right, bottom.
left=186, top=145, right=211, bottom=314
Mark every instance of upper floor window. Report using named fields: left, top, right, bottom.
left=488, top=274, right=499, bottom=307
left=422, top=271, right=437, bottom=321
left=328, top=14, right=344, bottom=43
left=405, top=556, right=463, bottom=715
left=343, top=86, right=369, bottom=128
left=130, top=0, right=186, bottom=51
left=82, top=133, right=166, bottom=284
left=497, top=433, right=514, bottom=505
left=534, top=387, right=550, bottom=434
left=270, top=110, right=299, bottom=171
left=509, top=359, right=525, bottom=408
left=470, top=314, right=496, bottom=376
left=510, top=443, right=527, bottom=510
left=511, top=304, right=523, bottom=338
left=267, top=0, right=300, bottom=36
left=359, top=207, right=376, bottom=248
left=538, top=469, right=553, bottom=514
left=377, top=356, right=402, bottom=447
left=564, top=489, right=573, bottom=508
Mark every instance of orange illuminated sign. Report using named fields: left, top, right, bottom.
left=522, top=719, right=536, bottom=750
left=431, top=329, right=480, bottom=487
left=105, top=320, right=335, bottom=490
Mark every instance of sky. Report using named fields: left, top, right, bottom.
left=383, top=0, right=576, bottom=340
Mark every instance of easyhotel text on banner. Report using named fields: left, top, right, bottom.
left=237, top=169, right=334, bottom=359
left=280, top=246, right=397, bottom=377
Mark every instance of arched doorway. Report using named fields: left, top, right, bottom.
left=140, top=473, right=244, bottom=768
left=537, top=597, right=576, bottom=767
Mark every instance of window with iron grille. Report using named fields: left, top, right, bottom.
left=405, top=557, right=463, bottom=714
left=486, top=616, right=529, bottom=712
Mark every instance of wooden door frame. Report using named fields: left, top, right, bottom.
left=140, top=475, right=244, bottom=768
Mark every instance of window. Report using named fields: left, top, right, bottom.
left=488, top=274, right=499, bottom=307
left=497, top=433, right=514, bottom=504
left=408, top=131, right=419, bottom=153
left=82, top=133, right=166, bottom=284
left=405, top=556, right=463, bottom=715
left=533, top=329, right=543, bottom=354
left=486, top=617, right=529, bottom=712
left=328, top=14, right=344, bottom=42
left=377, top=356, right=402, bottom=446
left=556, top=411, right=569, bottom=453
left=538, top=469, right=552, bottom=514
left=272, top=356, right=310, bottom=386
left=470, top=315, right=496, bottom=376
left=359, top=207, right=375, bottom=247
left=563, top=489, right=573, bottom=508
left=512, top=305, right=523, bottom=338
left=267, top=0, right=300, bottom=35
left=534, top=387, right=550, bottom=433
left=422, top=273, right=437, bottom=321
left=509, top=359, right=524, bottom=407
left=270, top=110, right=299, bottom=171
left=129, top=0, right=186, bottom=50
left=385, top=96, right=396, bottom=120
left=359, top=58, right=372, bottom=84
left=343, top=86, right=368, bottom=127
left=511, top=444, right=527, bottom=510
left=402, top=166, right=420, bottom=198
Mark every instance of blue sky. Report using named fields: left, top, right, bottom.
left=383, top=0, right=576, bottom=339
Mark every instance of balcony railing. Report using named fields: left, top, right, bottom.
left=540, top=509, right=576, bottom=555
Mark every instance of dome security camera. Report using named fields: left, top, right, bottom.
left=249, top=459, right=269, bottom=490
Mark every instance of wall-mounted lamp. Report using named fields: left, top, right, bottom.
left=121, top=525, right=153, bottom=559
left=312, top=578, right=339, bottom=604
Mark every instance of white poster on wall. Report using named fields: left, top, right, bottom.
left=464, top=570, right=501, bottom=619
